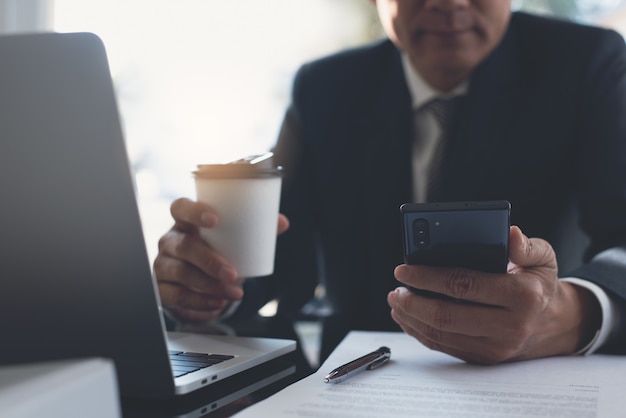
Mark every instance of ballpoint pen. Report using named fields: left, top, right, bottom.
left=323, top=346, right=391, bottom=383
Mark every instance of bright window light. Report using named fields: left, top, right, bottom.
left=52, top=0, right=381, bottom=260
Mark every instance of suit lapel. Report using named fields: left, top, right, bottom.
left=360, top=44, right=413, bottom=310
left=362, top=45, right=413, bottom=216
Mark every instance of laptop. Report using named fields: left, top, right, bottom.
left=122, top=359, right=296, bottom=417
left=0, top=32, right=295, bottom=399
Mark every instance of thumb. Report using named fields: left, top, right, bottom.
left=508, top=225, right=557, bottom=270
left=277, top=214, right=290, bottom=235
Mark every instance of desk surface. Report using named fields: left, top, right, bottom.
left=121, top=315, right=315, bottom=418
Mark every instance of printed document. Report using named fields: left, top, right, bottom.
left=234, top=331, right=625, bottom=417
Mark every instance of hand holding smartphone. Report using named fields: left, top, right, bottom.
left=400, top=201, right=511, bottom=298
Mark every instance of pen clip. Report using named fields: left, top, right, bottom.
left=366, top=354, right=390, bottom=370
left=323, top=347, right=391, bottom=383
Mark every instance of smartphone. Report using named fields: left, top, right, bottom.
left=400, top=201, right=511, bottom=273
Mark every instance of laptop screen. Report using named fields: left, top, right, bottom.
left=0, top=32, right=176, bottom=397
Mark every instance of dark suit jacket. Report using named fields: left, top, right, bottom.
left=236, top=12, right=626, bottom=357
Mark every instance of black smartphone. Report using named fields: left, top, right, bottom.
left=400, top=200, right=511, bottom=273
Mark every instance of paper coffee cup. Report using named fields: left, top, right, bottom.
left=193, top=163, right=282, bottom=278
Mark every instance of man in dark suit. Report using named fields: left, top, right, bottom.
left=154, top=0, right=626, bottom=364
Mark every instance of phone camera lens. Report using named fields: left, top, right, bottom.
left=412, top=218, right=430, bottom=248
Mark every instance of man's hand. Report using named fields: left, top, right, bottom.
left=153, top=198, right=289, bottom=323
left=387, top=226, right=601, bottom=364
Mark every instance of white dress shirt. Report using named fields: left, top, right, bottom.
left=400, top=54, right=618, bottom=355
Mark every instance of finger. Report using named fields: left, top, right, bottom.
left=278, top=214, right=290, bottom=235
left=388, top=287, right=506, bottom=337
left=390, top=310, right=491, bottom=364
left=154, top=253, right=243, bottom=299
left=388, top=289, right=523, bottom=364
left=393, top=312, right=526, bottom=365
left=508, top=225, right=557, bottom=271
left=159, top=282, right=231, bottom=323
left=402, top=323, right=509, bottom=365
left=394, top=264, right=511, bottom=306
left=170, top=197, right=219, bottom=230
left=157, top=229, right=238, bottom=284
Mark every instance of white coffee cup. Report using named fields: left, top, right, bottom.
left=193, top=161, right=282, bottom=278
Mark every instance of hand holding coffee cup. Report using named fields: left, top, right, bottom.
left=193, top=153, right=282, bottom=278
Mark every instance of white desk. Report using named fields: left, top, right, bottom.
left=0, top=357, right=120, bottom=418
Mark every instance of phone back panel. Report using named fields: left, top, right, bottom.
left=401, top=201, right=510, bottom=273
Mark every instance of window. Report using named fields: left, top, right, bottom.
left=52, top=0, right=381, bottom=260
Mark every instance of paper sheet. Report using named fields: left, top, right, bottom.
left=234, top=331, right=625, bottom=417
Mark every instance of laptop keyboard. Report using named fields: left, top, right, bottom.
left=169, top=350, right=235, bottom=378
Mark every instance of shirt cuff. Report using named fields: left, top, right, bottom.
left=560, top=277, right=618, bottom=355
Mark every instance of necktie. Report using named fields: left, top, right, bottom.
left=423, top=96, right=462, bottom=200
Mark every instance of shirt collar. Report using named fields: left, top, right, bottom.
left=401, top=53, right=468, bottom=109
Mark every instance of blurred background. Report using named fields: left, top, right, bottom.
left=2, top=0, right=626, bottom=365
left=1, top=0, right=624, bottom=261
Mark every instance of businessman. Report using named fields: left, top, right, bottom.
left=154, top=0, right=626, bottom=363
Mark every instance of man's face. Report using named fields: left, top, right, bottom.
left=375, top=0, right=511, bottom=90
